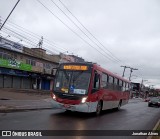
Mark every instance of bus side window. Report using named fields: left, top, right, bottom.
left=126, top=83, right=128, bottom=91
left=102, top=73, right=108, bottom=88
left=119, top=80, right=123, bottom=91
left=108, top=76, right=114, bottom=90
left=114, top=78, right=118, bottom=90
left=123, top=82, right=126, bottom=91
left=92, top=72, right=100, bottom=93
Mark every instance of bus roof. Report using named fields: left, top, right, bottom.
left=59, top=62, right=130, bottom=83
left=93, top=63, right=130, bottom=83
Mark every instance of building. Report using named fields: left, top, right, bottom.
left=0, top=36, right=60, bottom=90
left=69, top=55, right=85, bottom=63
left=130, top=82, right=141, bottom=98
left=59, top=53, right=75, bottom=63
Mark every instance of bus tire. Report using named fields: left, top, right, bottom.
left=65, top=110, right=72, bottom=113
left=96, top=101, right=102, bottom=116
left=117, top=100, right=122, bottom=111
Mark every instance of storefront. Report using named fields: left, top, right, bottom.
left=0, top=67, right=38, bottom=89
left=41, top=75, right=54, bottom=90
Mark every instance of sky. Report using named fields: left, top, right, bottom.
left=0, top=0, right=160, bottom=88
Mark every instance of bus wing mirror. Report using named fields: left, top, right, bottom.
left=52, top=68, right=57, bottom=75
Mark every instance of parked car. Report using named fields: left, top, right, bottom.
left=148, top=97, right=160, bottom=107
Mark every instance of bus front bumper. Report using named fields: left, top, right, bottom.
left=51, top=100, right=98, bottom=113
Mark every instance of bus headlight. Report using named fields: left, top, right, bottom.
left=81, top=97, right=87, bottom=103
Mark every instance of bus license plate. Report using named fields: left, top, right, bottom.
left=64, top=104, right=70, bottom=108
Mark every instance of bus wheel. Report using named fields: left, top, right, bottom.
left=96, top=101, right=102, bottom=116
left=65, top=110, right=71, bottom=113
left=117, top=101, right=122, bottom=110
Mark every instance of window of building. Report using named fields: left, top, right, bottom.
left=26, top=59, right=36, bottom=66
left=3, top=53, right=11, bottom=60
left=31, top=60, right=35, bottom=66
left=26, top=59, right=31, bottom=65
left=44, top=63, right=51, bottom=69
left=36, top=61, right=43, bottom=68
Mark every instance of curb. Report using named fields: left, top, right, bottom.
left=0, top=107, right=52, bottom=113
left=147, top=119, right=160, bottom=139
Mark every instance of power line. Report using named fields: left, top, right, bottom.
left=1, top=31, right=100, bottom=64
left=0, top=17, right=68, bottom=52
left=2, top=27, right=60, bottom=54
left=50, top=0, right=119, bottom=63
left=36, top=0, right=120, bottom=63
left=2, top=23, right=69, bottom=54
left=2, top=26, right=99, bottom=63
left=0, top=0, right=21, bottom=30
left=58, top=0, right=122, bottom=63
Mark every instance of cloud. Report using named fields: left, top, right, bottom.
left=0, top=0, right=160, bottom=87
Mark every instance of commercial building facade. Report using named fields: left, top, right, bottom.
left=0, top=37, right=60, bottom=90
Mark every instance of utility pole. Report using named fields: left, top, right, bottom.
left=141, top=79, right=148, bottom=87
left=129, top=67, right=138, bottom=81
left=0, top=0, right=21, bottom=31
left=121, top=66, right=130, bottom=77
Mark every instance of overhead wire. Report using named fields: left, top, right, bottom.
left=0, top=17, right=69, bottom=52
left=58, top=0, right=122, bottom=63
left=0, top=0, right=134, bottom=73
left=0, top=31, right=57, bottom=63
left=1, top=26, right=99, bottom=63
left=2, top=26, right=61, bottom=54
left=1, top=16, right=99, bottom=62
left=36, top=0, right=120, bottom=63
left=50, top=0, right=120, bottom=63
left=2, top=31, right=100, bottom=64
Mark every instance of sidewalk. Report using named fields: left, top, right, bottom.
left=0, top=88, right=53, bottom=113
left=0, top=88, right=144, bottom=113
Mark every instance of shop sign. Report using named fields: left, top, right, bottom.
left=0, top=58, right=32, bottom=71
left=0, top=38, right=23, bottom=52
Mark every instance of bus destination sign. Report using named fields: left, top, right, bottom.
left=63, top=65, right=88, bottom=70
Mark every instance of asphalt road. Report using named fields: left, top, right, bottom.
left=0, top=100, right=159, bottom=139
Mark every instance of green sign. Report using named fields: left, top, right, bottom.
left=0, top=58, right=32, bottom=71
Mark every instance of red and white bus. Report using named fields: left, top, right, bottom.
left=51, top=62, right=130, bottom=115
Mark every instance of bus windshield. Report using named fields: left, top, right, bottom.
left=54, top=70, right=91, bottom=95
